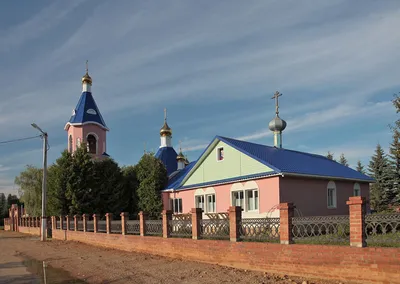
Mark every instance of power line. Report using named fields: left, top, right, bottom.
left=0, top=135, right=42, bottom=145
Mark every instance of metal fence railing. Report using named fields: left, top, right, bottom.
left=126, top=220, right=140, bottom=235
left=145, top=220, right=163, bottom=236
left=200, top=219, right=230, bottom=240
left=292, top=215, right=350, bottom=245
left=365, top=213, right=400, bottom=247
left=111, top=220, right=122, bottom=234
left=239, top=217, right=280, bottom=242
left=169, top=219, right=192, bottom=238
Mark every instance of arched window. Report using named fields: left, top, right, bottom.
left=87, top=134, right=97, bottom=154
left=327, top=181, right=337, bottom=208
left=69, top=135, right=73, bottom=153
left=353, top=183, right=361, bottom=196
left=76, top=138, right=81, bottom=149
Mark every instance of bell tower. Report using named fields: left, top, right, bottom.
left=64, top=61, right=110, bottom=158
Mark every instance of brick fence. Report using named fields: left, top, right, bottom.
left=9, top=196, right=400, bottom=283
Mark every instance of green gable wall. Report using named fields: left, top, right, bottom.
left=183, top=141, right=273, bottom=186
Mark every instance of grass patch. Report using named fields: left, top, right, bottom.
left=366, top=232, right=400, bottom=248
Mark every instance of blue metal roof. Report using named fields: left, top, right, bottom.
left=164, top=135, right=374, bottom=191
left=218, top=136, right=374, bottom=182
left=166, top=161, right=197, bottom=189
left=66, top=92, right=108, bottom=130
left=155, top=146, right=178, bottom=175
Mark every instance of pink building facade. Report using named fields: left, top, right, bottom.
left=163, top=176, right=370, bottom=217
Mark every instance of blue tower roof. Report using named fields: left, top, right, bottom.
left=65, top=92, right=108, bottom=130
left=155, top=147, right=178, bottom=176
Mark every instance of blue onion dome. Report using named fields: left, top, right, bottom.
left=268, top=115, right=287, bottom=132
left=160, top=121, right=172, bottom=136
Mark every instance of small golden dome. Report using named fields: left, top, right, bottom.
left=176, top=151, right=185, bottom=161
left=160, top=121, right=172, bottom=136
left=82, top=72, right=92, bottom=85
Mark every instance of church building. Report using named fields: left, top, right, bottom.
left=64, top=62, right=110, bottom=159
left=159, top=92, right=374, bottom=218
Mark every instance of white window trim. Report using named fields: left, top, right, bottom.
left=230, top=182, right=259, bottom=213
left=86, top=132, right=99, bottom=155
left=327, top=181, right=337, bottom=209
left=194, top=187, right=216, bottom=213
left=69, top=135, right=73, bottom=152
left=205, top=194, right=216, bottom=213
left=216, top=147, right=224, bottom=162
left=76, top=138, right=81, bottom=149
left=171, top=198, right=182, bottom=213
left=353, top=183, right=361, bottom=196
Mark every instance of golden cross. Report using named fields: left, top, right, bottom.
left=271, top=91, right=282, bottom=114
left=164, top=108, right=167, bottom=122
left=179, top=140, right=182, bottom=152
left=85, top=60, right=89, bottom=73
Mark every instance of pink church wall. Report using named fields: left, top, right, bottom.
left=163, top=176, right=281, bottom=217
left=67, top=124, right=107, bottom=157
left=279, top=176, right=370, bottom=216
left=83, top=124, right=107, bottom=154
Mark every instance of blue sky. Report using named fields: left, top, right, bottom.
left=0, top=0, right=399, bottom=195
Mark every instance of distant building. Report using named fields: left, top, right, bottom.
left=159, top=92, right=374, bottom=217
left=64, top=62, right=109, bottom=159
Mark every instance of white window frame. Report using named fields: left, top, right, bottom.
left=353, top=183, right=361, bottom=196
left=206, top=194, right=216, bottom=213
left=171, top=198, right=182, bottom=214
left=69, top=135, right=73, bottom=152
left=195, top=195, right=205, bottom=211
left=327, top=181, right=337, bottom=209
left=246, top=189, right=259, bottom=211
left=230, top=187, right=259, bottom=212
left=216, top=147, right=224, bottom=162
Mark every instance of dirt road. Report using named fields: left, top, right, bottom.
left=0, top=231, right=347, bottom=284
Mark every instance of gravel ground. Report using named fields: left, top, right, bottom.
left=0, top=231, right=349, bottom=284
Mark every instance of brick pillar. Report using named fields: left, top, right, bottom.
left=120, top=212, right=128, bottom=235
left=191, top=208, right=203, bottom=240
left=228, top=206, right=242, bottom=242
left=139, top=211, right=147, bottom=236
left=347, top=196, right=367, bottom=247
left=66, top=216, right=71, bottom=230
left=93, top=214, right=99, bottom=233
left=74, top=215, right=80, bottom=231
left=60, top=216, right=64, bottom=230
left=279, top=202, right=295, bottom=245
left=106, top=213, right=112, bottom=234
left=51, top=216, right=56, bottom=230
left=82, top=214, right=88, bottom=232
left=162, top=210, right=172, bottom=238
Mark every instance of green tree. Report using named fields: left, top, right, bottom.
left=326, top=151, right=334, bottom=160
left=389, top=113, right=400, bottom=206
left=356, top=160, right=366, bottom=174
left=339, top=153, right=349, bottom=167
left=135, top=153, right=168, bottom=218
left=66, top=144, right=95, bottom=215
left=15, top=165, right=42, bottom=216
left=0, top=193, right=6, bottom=222
left=121, top=165, right=139, bottom=217
left=368, top=144, right=395, bottom=211
left=92, top=158, right=126, bottom=217
left=47, top=150, right=73, bottom=216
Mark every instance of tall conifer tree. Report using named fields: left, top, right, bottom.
left=339, top=153, right=349, bottom=167
left=356, top=160, right=365, bottom=174
left=326, top=152, right=334, bottom=160
left=368, top=144, right=394, bottom=211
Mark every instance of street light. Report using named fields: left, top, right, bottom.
left=31, top=123, right=48, bottom=241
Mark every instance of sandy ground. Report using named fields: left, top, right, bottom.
left=0, top=231, right=348, bottom=284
